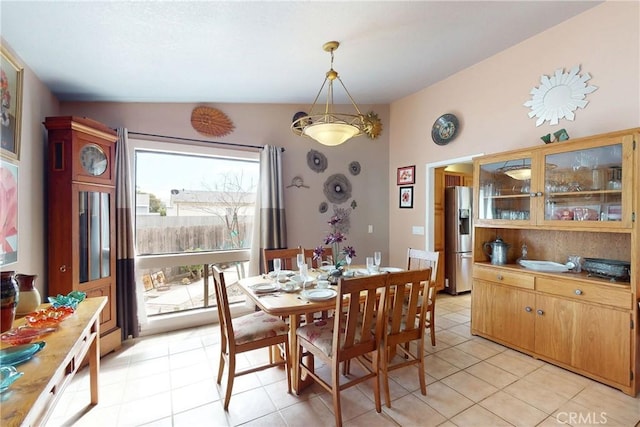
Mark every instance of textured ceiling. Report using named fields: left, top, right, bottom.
left=1, top=1, right=601, bottom=105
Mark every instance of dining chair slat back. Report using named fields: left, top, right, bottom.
left=381, top=268, right=432, bottom=407
left=212, top=265, right=291, bottom=409
left=262, top=247, right=302, bottom=273
left=406, top=248, right=440, bottom=346
left=296, top=273, right=389, bottom=427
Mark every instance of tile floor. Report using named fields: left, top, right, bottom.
left=48, top=293, right=640, bottom=427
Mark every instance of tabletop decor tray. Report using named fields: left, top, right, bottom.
left=583, top=258, right=630, bottom=282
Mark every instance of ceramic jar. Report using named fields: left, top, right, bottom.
left=1, top=271, right=20, bottom=333
left=15, top=274, right=41, bottom=316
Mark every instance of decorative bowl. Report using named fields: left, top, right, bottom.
left=25, top=306, right=74, bottom=328
left=0, top=366, right=24, bottom=392
left=1, top=326, right=56, bottom=346
left=583, top=258, right=631, bottom=282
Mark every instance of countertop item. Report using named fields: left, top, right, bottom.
left=519, top=260, right=570, bottom=273
left=583, top=258, right=631, bottom=282
left=0, top=341, right=46, bottom=367
left=1, top=326, right=56, bottom=346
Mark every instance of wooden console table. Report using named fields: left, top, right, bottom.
left=1, top=296, right=107, bottom=427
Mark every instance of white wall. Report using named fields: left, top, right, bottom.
left=0, top=39, right=59, bottom=297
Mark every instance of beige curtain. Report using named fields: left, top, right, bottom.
left=249, top=145, right=286, bottom=276
left=115, top=128, right=140, bottom=339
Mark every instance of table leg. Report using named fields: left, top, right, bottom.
left=89, top=320, right=100, bottom=405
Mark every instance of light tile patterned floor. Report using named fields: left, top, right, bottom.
left=48, top=293, right=640, bottom=426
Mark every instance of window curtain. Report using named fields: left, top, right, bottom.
left=115, top=128, right=140, bottom=339
left=249, top=145, right=286, bottom=276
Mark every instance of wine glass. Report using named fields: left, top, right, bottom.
left=299, top=263, right=309, bottom=291
left=366, top=257, right=375, bottom=274
left=296, top=253, right=306, bottom=273
left=374, top=251, right=382, bottom=272
left=273, top=258, right=281, bottom=281
left=345, top=254, right=352, bottom=271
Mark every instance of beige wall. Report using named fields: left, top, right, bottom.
left=0, top=39, right=59, bottom=295
left=58, top=102, right=391, bottom=264
left=387, top=2, right=640, bottom=268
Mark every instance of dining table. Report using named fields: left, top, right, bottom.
left=236, top=265, right=405, bottom=393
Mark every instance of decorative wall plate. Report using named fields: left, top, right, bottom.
left=307, top=149, right=328, bottom=173
left=348, top=161, right=361, bottom=176
left=523, top=65, right=597, bottom=126
left=190, top=106, right=235, bottom=137
left=431, top=113, right=459, bottom=145
left=323, top=174, right=352, bottom=204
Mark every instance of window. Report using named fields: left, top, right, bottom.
left=130, top=139, right=259, bottom=319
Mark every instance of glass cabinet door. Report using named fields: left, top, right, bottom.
left=477, top=155, right=534, bottom=222
left=543, top=143, right=627, bottom=225
left=78, top=190, right=111, bottom=283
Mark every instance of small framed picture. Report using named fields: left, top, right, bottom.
left=1, top=46, right=23, bottom=161
left=397, top=165, right=415, bottom=185
left=399, top=186, right=413, bottom=209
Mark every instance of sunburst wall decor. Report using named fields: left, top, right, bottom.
left=523, top=65, right=597, bottom=127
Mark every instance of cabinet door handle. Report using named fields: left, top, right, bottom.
left=525, top=306, right=532, bottom=312
left=536, top=192, right=543, bottom=197
left=536, top=309, right=544, bottom=316
left=496, top=274, right=503, bottom=280
left=530, top=193, right=536, bottom=198
left=574, top=289, right=583, bottom=295
left=59, top=265, right=67, bottom=273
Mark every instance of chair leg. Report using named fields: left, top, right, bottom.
left=430, top=320, right=436, bottom=347
left=223, top=356, right=236, bottom=410
left=381, top=348, right=392, bottom=408
left=283, top=339, right=292, bottom=394
left=216, top=352, right=225, bottom=385
left=331, top=363, right=343, bottom=427
left=417, top=341, right=427, bottom=396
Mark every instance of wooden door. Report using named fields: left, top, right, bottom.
left=471, top=280, right=535, bottom=350
left=534, top=294, right=575, bottom=365
left=571, top=303, right=631, bottom=386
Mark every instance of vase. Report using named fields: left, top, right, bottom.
left=15, top=274, right=41, bottom=316
left=1, top=271, right=20, bottom=333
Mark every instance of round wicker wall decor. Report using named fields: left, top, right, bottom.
left=190, top=106, right=235, bottom=137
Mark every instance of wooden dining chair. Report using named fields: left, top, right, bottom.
left=262, top=247, right=302, bottom=273
left=296, top=274, right=389, bottom=427
left=406, top=248, right=440, bottom=346
left=212, top=265, right=291, bottom=409
left=303, top=246, right=334, bottom=268
left=381, top=268, right=433, bottom=408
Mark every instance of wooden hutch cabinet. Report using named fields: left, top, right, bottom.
left=470, top=128, right=638, bottom=396
left=44, top=116, right=121, bottom=355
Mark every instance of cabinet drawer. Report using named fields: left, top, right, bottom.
left=473, top=265, right=535, bottom=289
left=536, top=277, right=632, bottom=309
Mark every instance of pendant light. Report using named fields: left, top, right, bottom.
left=291, top=41, right=367, bottom=146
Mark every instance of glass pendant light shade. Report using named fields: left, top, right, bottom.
left=303, top=122, right=360, bottom=146
left=503, top=168, right=532, bottom=180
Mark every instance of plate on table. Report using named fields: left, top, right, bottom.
left=380, top=267, right=404, bottom=273
left=250, top=282, right=280, bottom=293
left=1, top=326, right=56, bottom=346
left=0, top=366, right=24, bottom=393
left=519, top=260, right=569, bottom=273
left=0, top=341, right=46, bottom=367
left=301, top=288, right=337, bottom=301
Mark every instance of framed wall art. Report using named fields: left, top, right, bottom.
left=0, top=161, right=18, bottom=265
left=399, top=186, right=413, bottom=209
left=397, top=165, right=415, bottom=185
left=1, top=46, right=23, bottom=161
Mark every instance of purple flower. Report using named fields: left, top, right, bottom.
left=313, top=246, right=325, bottom=260
left=324, top=232, right=345, bottom=245
left=342, top=246, right=356, bottom=258
left=328, top=215, right=341, bottom=226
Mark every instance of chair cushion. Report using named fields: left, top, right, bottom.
left=233, top=311, right=289, bottom=345
left=296, top=317, right=372, bottom=357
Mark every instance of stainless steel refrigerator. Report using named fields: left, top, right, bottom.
left=444, top=186, right=473, bottom=295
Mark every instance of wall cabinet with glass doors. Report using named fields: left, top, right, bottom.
left=475, top=133, right=634, bottom=230
left=471, top=128, right=639, bottom=397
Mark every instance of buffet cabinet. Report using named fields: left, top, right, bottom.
left=44, top=116, right=121, bottom=356
left=470, top=128, right=638, bottom=396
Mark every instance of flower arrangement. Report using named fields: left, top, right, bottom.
left=313, top=207, right=356, bottom=271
